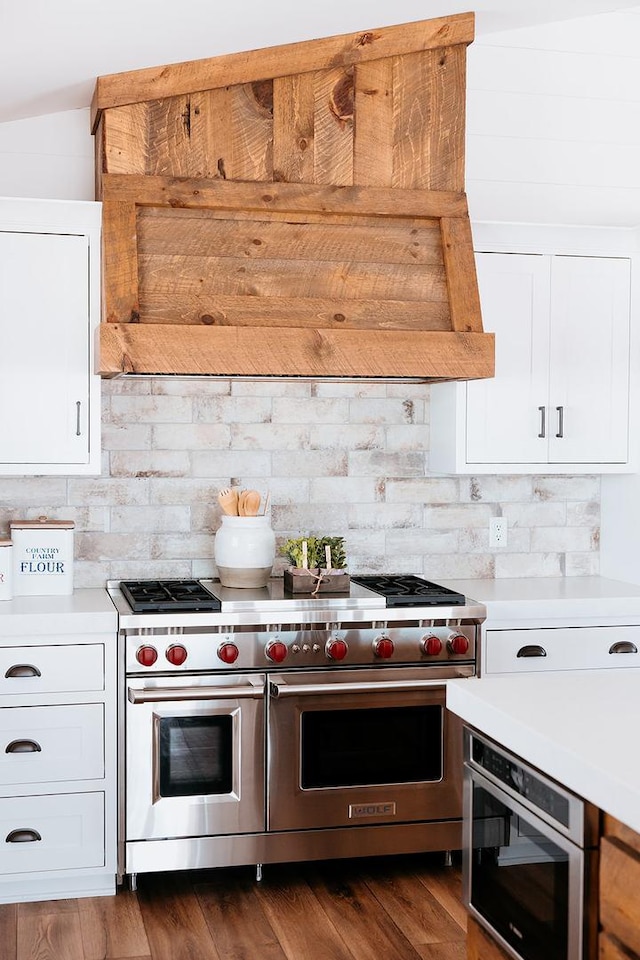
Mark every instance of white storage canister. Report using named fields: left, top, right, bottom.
left=0, top=540, right=12, bottom=601
left=10, top=517, right=75, bottom=596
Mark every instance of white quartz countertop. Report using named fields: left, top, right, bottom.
left=441, top=576, right=640, bottom=626
left=0, top=589, right=117, bottom=637
left=448, top=669, right=640, bottom=834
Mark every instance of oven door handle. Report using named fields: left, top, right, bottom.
left=128, top=684, right=264, bottom=704
left=269, top=675, right=466, bottom=698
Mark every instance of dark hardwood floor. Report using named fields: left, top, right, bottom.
left=0, top=853, right=466, bottom=960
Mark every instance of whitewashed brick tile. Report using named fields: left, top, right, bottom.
left=312, top=381, right=387, bottom=399
left=149, top=478, right=229, bottom=505
left=110, top=560, right=193, bottom=580
left=533, top=476, right=600, bottom=501
left=310, top=477, right=379, bottom=502
left=195, top=396, right=272, bottom=424
left=191, top=504, right=225, bottom=534
left=153, top=378, right=231, bottom=397
left=495, top=553, right=563, bottom=577
left=459, top=526, right=531, bottom=553
left=69, top=507, right=108, bottom=532
left=530, top=527, right=596, bottom=552
left=151, top=534, right=215, bottom=560
left=271, top=503, right=349, bottom=534
left=76, top=533, right=151, bottom=561
left=0, top=478, right=68, bottom=505
left=272, top=450, right=347, bottom=477
left=349, top=451, right=425, bottom=477
left=349, top=504, right=422, bottom=529
left=386, top=382, right=431, bottom=401
left=110, top=395, right=193, bottom=424
left=192, top=559, right=218, bottom=578
left=386, top=529, right=459, bottom=554
left=267, top=478, right=310, bottom=504
left=233, top=380, right=311, bottom=398
left=231, top=424, right=308, bottom=451
left=104, top=378, right=152, bottom=396
left=385, top=478, right=459, bottom=503
left=152, top=423, right=230, bottom=450
left=69, top=479, right=150, bottom=506
left=102, top=422, right=153, bottom=451
left=190, top=451, right=272, bottom=477
left=343, top=530, right=386, bottom=556
left=111, top=506, right=191, bottom=534
left=272, top=398, right=349, bottom=424
left=350, top=554, right=425, bottom=574
left=566, top=501, right=600, bottom=525
left=423, top=554, right=495, bottom=579
left=111, top=451, right=191, bottom=478
left=74, top=561, right=109, bottom=588
left=565, top=552, right=600, bottom=576
left=309, top=425, right=385, bottom=451
left=465, top=476, right=533, bottom=502
left=386, top=425, right=429, bottom=452
left=349, top=399, right=422, bottom=425
left=424, top=504, right=494, bottom=528
left=502, top=502, right=567, bottom=526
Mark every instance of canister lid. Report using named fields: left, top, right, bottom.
left=0, top=539, right=12, bottom=546
left=10, top=516, right=74, bottom=530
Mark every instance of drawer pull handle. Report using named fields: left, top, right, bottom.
left=4, top=664, right=42, bottom=679
left=5, top=828, right=42, bottom=843
left=5, top=739, right=42, bottom=754
left=516, top=644, right=547, bottom=658
left=609, top=641, right=638, bottom=655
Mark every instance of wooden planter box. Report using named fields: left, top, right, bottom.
left=283, top=567, right=350, bottom=594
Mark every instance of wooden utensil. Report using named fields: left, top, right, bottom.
left=237, top=489, right=247, bottom=516
left=218, top=487, right=238, bottom=516
left=243, top=490, right=261, bottom=516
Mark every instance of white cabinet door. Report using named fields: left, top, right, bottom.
left=548, top=256, right=630, bottom=464
left=466, top=253, right=550, bottom=464
left=0, top=197, right=101, bottom=475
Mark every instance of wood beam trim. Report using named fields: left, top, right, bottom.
left=102, top=199, right=139, bottom=325
left=91, top=13, right=475, bottom=131
left=440, top=217, right=483, bottom=332
left=101, top=174, right=469, bottom=219
left=98, top=324, right=494, bottom=380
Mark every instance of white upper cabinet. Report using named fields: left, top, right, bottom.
left=430, top=229, right=632, bottom=474
left=0, top=197, right=101, bottom=475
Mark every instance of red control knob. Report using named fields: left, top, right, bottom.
left=422, top=634, right=443, bottom=657
left=374, top=636, right=394, bottom=659
left=266, top=641, right=288, bottom=664
left=326, top=638, right=348, bottom=661
left=218, top=642, right=239, bottom=665
left=165, top=644, right=188, bottom=666
left=448, top=633, right=470, bottom=656
left=136, top=645, right=158, bottom=667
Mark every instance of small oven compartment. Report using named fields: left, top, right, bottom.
left=126, top=673, right=266, bottom=842
left=267, top=666, right=469, bottom=832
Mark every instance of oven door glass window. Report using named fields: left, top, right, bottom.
left=301, top=705, right=442, bottom=788
left=470, top=781, right=571, bottom=960
left=158, top=716, right=233, bottom=797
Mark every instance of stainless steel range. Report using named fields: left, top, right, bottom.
left=108, top=575, right=486, bottom=888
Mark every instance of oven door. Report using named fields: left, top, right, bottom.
left=267, top=665, right=471, bottom=832
left=463, top=764, right=594, bottom=960
left=126, top=673, right=265, bottom=841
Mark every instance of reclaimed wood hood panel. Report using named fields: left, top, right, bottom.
left=93, top=12, right=495, bottom=381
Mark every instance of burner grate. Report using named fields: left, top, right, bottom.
left=350, top=575, right=466, bottom=607
left=120, top=579, right=222, bottom=613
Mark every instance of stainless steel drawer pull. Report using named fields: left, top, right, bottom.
left=6, top=828, right=42, bottom=843
left=516, top=645, right=547, bottom=658
left=5, top=739, right=42, bottom=754
left=556, top=405, right=564, bottom=438
left=538, top=406, right=546, bottom=438
left=609, top=640, right=638, bottom=655
left=128, top=684, right=264, bottom=704
left=4, top=664, right=42, bottom=679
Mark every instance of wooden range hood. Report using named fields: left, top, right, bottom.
left=92, top=12, right=494, bottom=381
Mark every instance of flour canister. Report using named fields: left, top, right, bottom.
left=0, top=540, right=12, bottom=601
left=214, top=515, right=276, bottom=588
left=10, top=517, right=75, bottom=596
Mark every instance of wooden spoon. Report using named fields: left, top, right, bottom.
left=243, top=490, right=261, bottom=516
left=237, top=489, right=247, bottom=516
left=218, top=487, right=238, bottom=516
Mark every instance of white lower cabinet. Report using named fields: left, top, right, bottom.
left=0, top=592, right=116, bottom=903
left=484, top=625, right=640, bottom=675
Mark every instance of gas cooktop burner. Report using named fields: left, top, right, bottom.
left=349, top=575, right=466, bottom=607
left=120, top=579, right=222, bottom=613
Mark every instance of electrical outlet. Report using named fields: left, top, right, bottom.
left=489, top=517, right=508, bottom=549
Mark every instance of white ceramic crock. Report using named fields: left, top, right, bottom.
left=214, top=515, right=276, bottom=588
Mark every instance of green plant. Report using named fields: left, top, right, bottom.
left=280, top=536, right=347, bottom=569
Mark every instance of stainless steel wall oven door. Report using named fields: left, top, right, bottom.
left=268, top=665, right=472, bottom=832
left=126, top=673, right=266, bottom=842
left=463, top=728, right=598, bottom=960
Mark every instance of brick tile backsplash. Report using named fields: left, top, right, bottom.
left=0, top=378, right=601, bottom=586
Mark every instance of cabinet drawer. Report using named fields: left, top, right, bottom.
left=0, top=792, right=104, bottom=875
left=484, top=627, right=640, bottom=674
left=600, top=836, right=640, bottom=956
left=0, top=644, right=104, bottom=697
left=0, top=703, right=104, bottom=786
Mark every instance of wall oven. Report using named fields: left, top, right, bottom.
left=463, top=728, right=599, bottom=960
